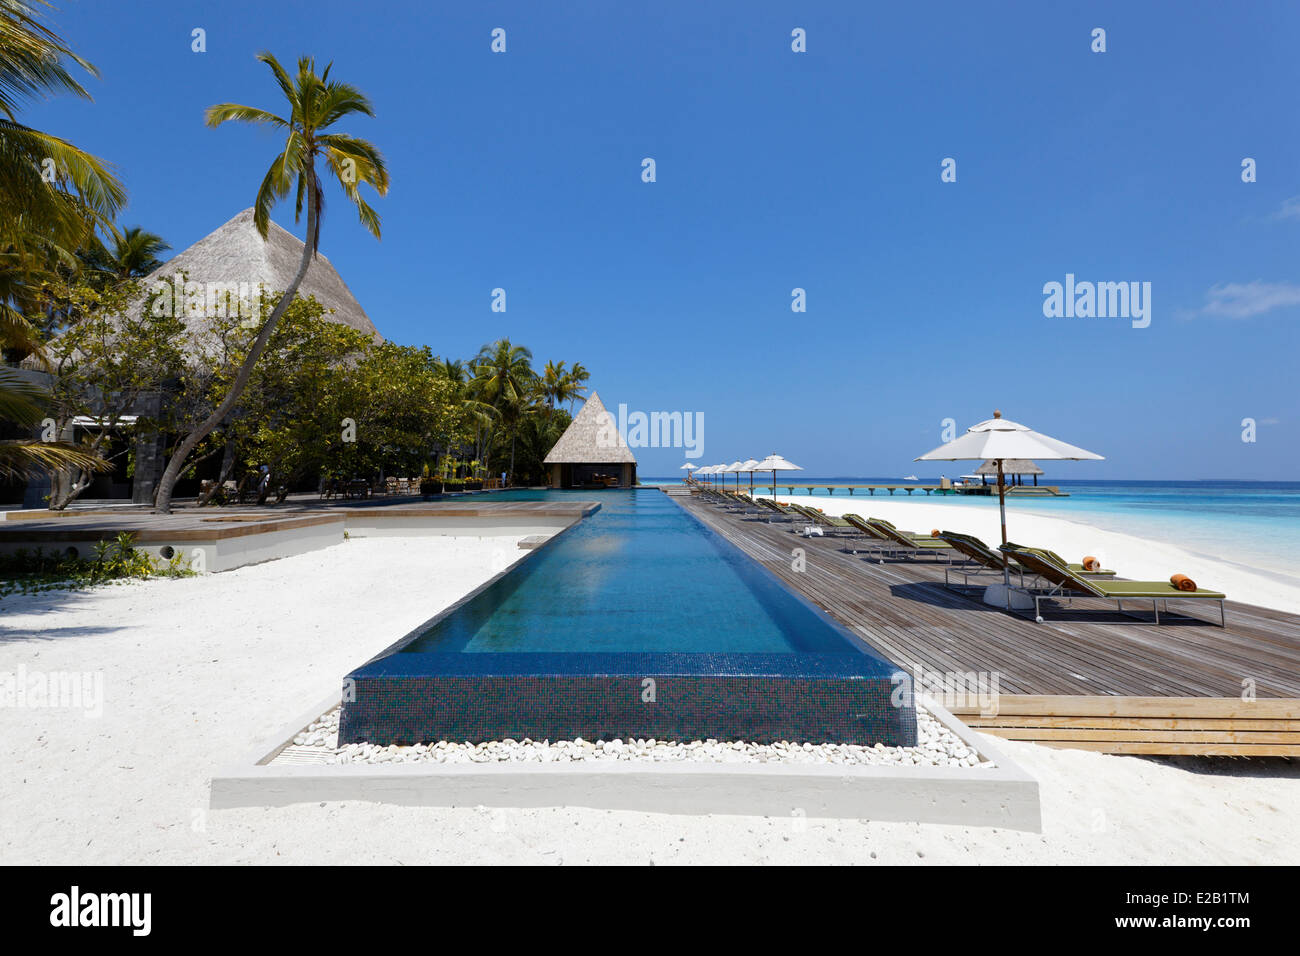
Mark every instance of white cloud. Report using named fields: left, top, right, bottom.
left=1200, top=280, right=1300, bottom=319
left=1274, top=196, right=1300, bottom=220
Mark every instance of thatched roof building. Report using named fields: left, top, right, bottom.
left=139, top=208, right=381, bottom=339
left=974, top=458, right=1043, bottom=476
left=543, top=391, right=637, bottom=488
left=974, top=458, right=1044, bottom=486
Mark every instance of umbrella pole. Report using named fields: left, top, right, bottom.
left=997, top=459, right=1008, bottom=544
left=997, top=458, right=1010, bottom=587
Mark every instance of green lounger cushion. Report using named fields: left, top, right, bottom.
left=1004, top=542, right=1114, bottom=576
left=1001, top=544, right=1224, bottom=599
left=867, top=519, right=953, bottom=549
left=1090, top=580, right=1226, bottom=599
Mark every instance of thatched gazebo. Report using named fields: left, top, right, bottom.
left=543, top=391, right=637, bottom=489
left=975, top=458, right=1044, bottom=486
left=135, top=208, right=382, bottom=341
left=19, top=209, right=383, bottom=507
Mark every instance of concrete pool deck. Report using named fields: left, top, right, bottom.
left=209, top=693, right=1042, bottom=831
left=0, top=498, right=600, bottom=572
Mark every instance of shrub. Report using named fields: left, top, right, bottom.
left=0, top=532, right=196, bottom=598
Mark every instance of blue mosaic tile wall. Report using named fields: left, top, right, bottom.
left=338, top=652, right=917, bottom=746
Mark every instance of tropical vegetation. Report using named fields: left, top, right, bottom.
left=1, top=4, right=596, bottom=513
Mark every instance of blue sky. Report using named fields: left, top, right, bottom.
left=25, top=1, right=1300, bottom=478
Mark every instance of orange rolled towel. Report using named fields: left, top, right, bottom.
left=1170, top=573, right=1197, bottom=592
left=931, top=529, right=941, bottom=537
left=1082, top=556, right=1100, bottom=571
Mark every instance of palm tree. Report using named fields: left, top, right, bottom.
left=470, top=339, right=537, bottom=475
left=540, top=359, right=582, bottom=412
left=437, top=357, right=466, bottom=385
left=89, top=226, right=170, bottom=278
left=0, top=314, right=108, bottom=480
left=0, top=1, right=118, bottom=483
left=565, top=361, right=590, bottom=412
left=0, top=0, right=125, bottom=346
left=472, top=339, right=536, bottom=408
left=152, top=52, right=389, bottom=513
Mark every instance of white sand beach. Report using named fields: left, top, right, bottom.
left=757, top=495, right=1300, bottom=616
left=2, top=533, right=1297, bottom=865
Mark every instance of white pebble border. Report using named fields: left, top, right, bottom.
left=278, top=706, right=994, bottom=770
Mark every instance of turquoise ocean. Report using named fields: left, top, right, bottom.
left=645, top=478, right=1300, bottom=572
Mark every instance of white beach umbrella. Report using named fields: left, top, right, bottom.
left=740, top=458, right=762, bottom=494
left=725, top=460, right=746, bottom=492
left=753, top=453, right=803, bottom=498
left=680, top=461, right=700, bottom=484
left=712, top=464, right=728, bottom=489
left=915, top=410, right=1103, bottom=550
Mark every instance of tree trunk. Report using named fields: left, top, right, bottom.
left=49, top=429, right=109, bottom=510
left=152, top=176, right=319, bottom=513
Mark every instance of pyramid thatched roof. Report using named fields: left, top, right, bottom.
left=138, top=208, right=380, bottom=340
left=544, top=392, right=637, bottom=464
left=975, top=458, right=1044, bottom=476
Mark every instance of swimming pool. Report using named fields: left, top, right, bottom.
left=339, top=490, right=915, bottom=745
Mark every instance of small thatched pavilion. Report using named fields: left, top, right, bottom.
left=543, top=392, right=637, bottom=489
left=975, top=458, right=1044, bottom=486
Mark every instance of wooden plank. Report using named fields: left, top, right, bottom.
left=949, top=696, right=1300, bottom=719
left=960, top=715, right=1300, bottom=731
left=981, top=728, right=1300, bottom=744
left=1029, top=741, right=1300, bottom=757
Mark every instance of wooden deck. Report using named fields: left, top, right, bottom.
left=677, top=494, right=1300, bottom=756
left=0, top=499, right=599, bottom=545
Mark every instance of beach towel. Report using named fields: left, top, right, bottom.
left=1170, top=573, right=1197, bottom=592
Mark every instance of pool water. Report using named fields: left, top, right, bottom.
left=339, top=489, right=914, bottom=746
left=404, top=490, right=858, bottom=654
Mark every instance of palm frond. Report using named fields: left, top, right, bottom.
left=0, top=439, right=111, bottom=481
left=204, top=103, right=289, bottom=129
left=0, top=364, right=48, bottom=423
left=0, top=0, right=97, bottom=118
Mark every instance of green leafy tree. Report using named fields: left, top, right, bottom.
left=38, top=274, right=186, bottom=507
left=325, top=343, right=471, bottom=481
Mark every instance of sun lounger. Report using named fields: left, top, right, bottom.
left=722, top=491, right=765, bottom=513
left=999, top=543, right=1226, bottom=626
left=754, top=498, right=800, bottom=522
left=788, top=504, right=860, bottom=535
left=853, top=517, right=954, bottom=559
left=938, top=531, right=1114, bottom=590
left=838, top=514, right=915, bottom=557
